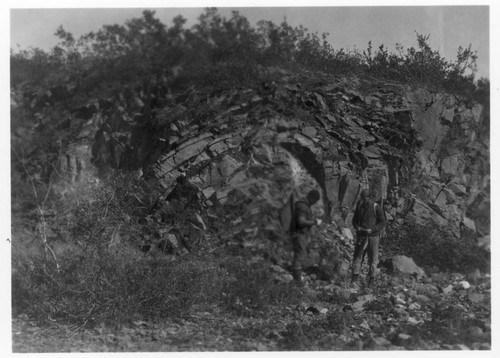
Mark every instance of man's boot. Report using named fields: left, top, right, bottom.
left=292, top=269, right=304, bottom=286
left=367, top=277, right=374, bottom=288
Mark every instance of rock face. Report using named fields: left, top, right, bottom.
left=81, top=68, right=488, bottom=264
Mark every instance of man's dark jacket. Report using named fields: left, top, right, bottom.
left=352, top=199, right=386, bottom=236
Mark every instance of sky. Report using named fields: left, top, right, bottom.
left=8, top=2, right=491, bottom=79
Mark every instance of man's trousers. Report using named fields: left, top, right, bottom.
left=352, top=234, right=380, bottom=278
left=291, top=231, right=309, bottom=271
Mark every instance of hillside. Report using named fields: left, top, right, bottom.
left=10, top=9, right=490, bottom=352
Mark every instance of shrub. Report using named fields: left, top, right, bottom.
left=13, top=164, right=224, bottom=322
left=384, top=221, right=490, bottom=273
left=11, top=9, right=483, bottom=108
left=12, top=247, right=227, bottom=326
left=11, top=158, right=306, bottom=326
left=12, top=243, right=304, bottom=327
left=219, top=256, right=302, bottom=317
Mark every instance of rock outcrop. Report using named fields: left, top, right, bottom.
left=78, top=67, right=488, bottom=264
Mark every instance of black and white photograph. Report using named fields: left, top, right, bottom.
left=5, top=0, right=495, bottom=353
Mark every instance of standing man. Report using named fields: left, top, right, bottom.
left=291, top=189, right=322, bottom=285
left=351, top=188, right=386, bottom=287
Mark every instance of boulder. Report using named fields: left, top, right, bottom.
left=306, top=303, right=328, bottom=315
left=219, top=155, right=242, bottom=178
left=476, top=235, right=490, bottom=252
left=352, top=294, right=376, bottom=311
left=460, top=217, right=477, bottom=239
left=394, top=333, right=412, bottom=346
left=467, top=326, right=484, bottom=339
left=467, top=293, right=486, bottom=303
left=381, top=255, right=425, bottom=277
left=466, top=268, right=481, bottom=283
left=442, top=285, right=453, bottom=294
left=458, top=280, right=471, bottom=289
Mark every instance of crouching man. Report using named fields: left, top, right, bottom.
left=351, top=188, right=386, bottom=287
